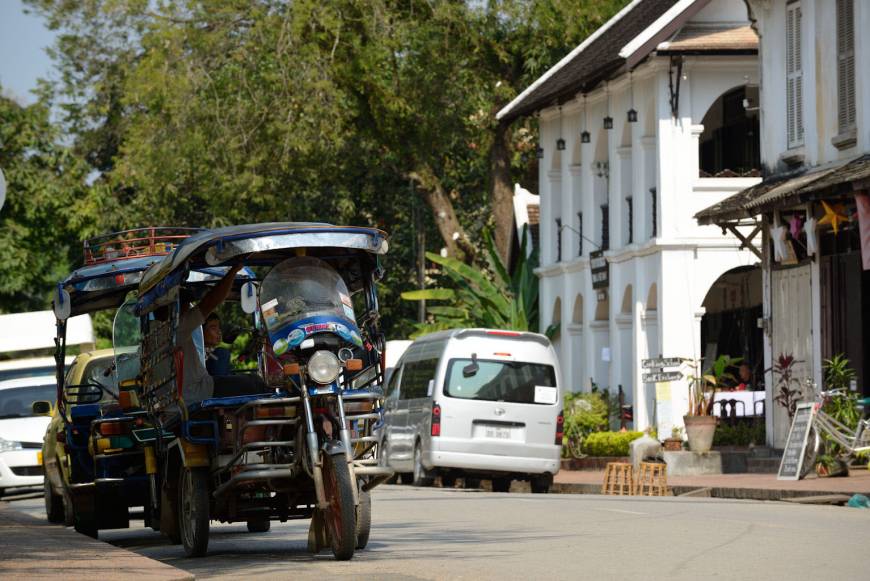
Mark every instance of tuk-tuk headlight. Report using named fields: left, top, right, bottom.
left=308, top=350, right=341, bottom=385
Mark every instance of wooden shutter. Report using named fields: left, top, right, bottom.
left=786, top=2, right=804, bottom=148
left=837, top=0, right=856, bottom=133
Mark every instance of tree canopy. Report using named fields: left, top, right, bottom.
left=2, top=0, right=628, bottom=335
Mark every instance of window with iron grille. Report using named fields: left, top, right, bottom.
left=555, top=218, right=562, bottom=262
left=837, top=0, right=856, bottom=135
left=650, top=188, right=657, bottom=238
left=600, top=205, right=609, bottom=251
left=626, top=196, right=633, bottom=245
left=786, top=2, right=804, bottom=149
left=577, top=212, right=583, bottom=256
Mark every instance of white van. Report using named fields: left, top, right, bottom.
left=380, top=329, right=562, bottom=493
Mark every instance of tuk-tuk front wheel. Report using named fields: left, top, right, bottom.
left=178, top=467, right=210, bottom=557
left=321, top=451, right=356, bottom=561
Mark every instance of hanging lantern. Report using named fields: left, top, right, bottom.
left=536, top=146, right=544, bottom=159
left=556, top=138, right=566, bottom=151
left=603, top=116, right=613, bottom=130
left=627, top=108, right=638, bottom=123
left=581, top=130, right=591, bottom=144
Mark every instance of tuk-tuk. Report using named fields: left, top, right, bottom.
left=135, top=223, right=393, bottom=560
left=41, top=227, right=200, bottom=537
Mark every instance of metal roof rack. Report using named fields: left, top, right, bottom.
left=83, top=227, right=202, bottom=265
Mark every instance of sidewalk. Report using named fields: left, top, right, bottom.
left=553, top=467, right=870, bottom=501
left=0, top=502, right=192, bottom=581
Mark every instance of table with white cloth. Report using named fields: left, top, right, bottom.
left=713, top=391, right=765, bottom=417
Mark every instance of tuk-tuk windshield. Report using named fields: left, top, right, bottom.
left=260, top=257, right=355, bottom=334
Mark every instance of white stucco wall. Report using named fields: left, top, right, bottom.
left=534, top=9, right=761, bottom=435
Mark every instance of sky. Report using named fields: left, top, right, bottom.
left=0, top=0, right=57, bottom=104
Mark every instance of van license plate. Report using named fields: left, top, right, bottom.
left=483, top=426, right=511, bottom=440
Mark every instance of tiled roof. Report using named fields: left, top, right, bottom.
left=497, top=0, right=679, bottom=122
left=695, top=155, right=870, bottom=224
left=658, top=23, right=757, bottom=53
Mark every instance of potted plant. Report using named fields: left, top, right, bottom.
left=771, top=353, right=806, bottom=421
left=684, top=355, right=741, bottom=453
left=663, top=426, right=684, bottom=451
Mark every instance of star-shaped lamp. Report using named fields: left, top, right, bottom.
left=818, top=200, right=850, bottom=234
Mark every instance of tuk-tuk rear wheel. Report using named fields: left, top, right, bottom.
left=321, top=451, right=355, bottom=561
left=178, top=467, right=210, bottom=557
left=44, top=477, right=64, bottom=523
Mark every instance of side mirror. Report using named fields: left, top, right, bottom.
left=462, top=353, right=479, bottom=378
left=240, top=281, right=258, bottom=314
left=32, top=401, right=52, bottom=416
left=53, top=287, right=71, bottom=321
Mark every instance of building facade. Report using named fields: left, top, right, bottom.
left=499, top=0, right=763, bottom=437
left=697, top=0, right=870, bottom=447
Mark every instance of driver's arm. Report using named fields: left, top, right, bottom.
left=197, top=264, right=243, bottom=318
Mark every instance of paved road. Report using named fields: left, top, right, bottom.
left=7, top=486, right=870, bottom=580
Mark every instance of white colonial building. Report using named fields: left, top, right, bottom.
left=499, top=0, right=764, bottom=437
left=697, top=0, right=870, bottom=447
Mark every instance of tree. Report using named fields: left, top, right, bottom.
left=400, top=227, right=550, bottom=338
left=0, top=92, right=94, bottom=312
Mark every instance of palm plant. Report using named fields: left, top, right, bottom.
left=687, top=355, right=742, bottom=416
left=401, top=227, right=549, bottom=338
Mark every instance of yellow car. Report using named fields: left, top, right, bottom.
left=40, top=348, right=126, bottom=527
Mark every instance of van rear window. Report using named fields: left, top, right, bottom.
left=444, top=359, right=556, bottom=404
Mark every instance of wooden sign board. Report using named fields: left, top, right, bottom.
left=777, top=403, right=817, bottom=481
left=590, top=251, right=609, bottom=290
left=642, top=357, right=684, bottom=369
left=642, top=371, right=683, bottom=383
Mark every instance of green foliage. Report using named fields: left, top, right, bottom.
left=582, top=431, right=643, bottom=457
left=0, top=94, right=96, bottom=312
left=10, top=0, right=630, bottom=339
left=820, top=355, right=860, bottom=460
left=712, top=422, right=765, bottom=447
left=688, top=355, right=742, bottom=416
left=561, top=391, right=608, bottom=457
left=401, top=227, right=541, bottom=337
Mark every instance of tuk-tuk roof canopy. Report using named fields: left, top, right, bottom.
left=139, top=222, right=389, bottom=296
left=59, top=255, right=166, bottom=317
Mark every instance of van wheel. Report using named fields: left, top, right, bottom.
left=412, top=444, right=434, bottom=487
left=492, top=478, right=511, bottom=493
left=441, top=473, right=457, bottom=488
left=464, top=478, right=481, bottom=489
left=531, top=474, right=552, bottom=494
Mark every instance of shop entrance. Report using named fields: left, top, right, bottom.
left=700, top=265, right=763, bottom=389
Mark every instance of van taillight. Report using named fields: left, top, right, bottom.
left=431, top=403, right=441, bottom=437
left=555, top=410, right=564, bottom=445
left=486, top=330, right=521, bottom=337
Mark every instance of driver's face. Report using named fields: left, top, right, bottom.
left=204, top=320, right=222, bottom=347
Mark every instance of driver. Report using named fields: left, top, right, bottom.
left=177, top=265, right=266, bottom=404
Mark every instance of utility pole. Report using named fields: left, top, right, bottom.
left=412, top=180, right=426, bottom=323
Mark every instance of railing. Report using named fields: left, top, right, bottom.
left=83, top=227, right=201, bottom=265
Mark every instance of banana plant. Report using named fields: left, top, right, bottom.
left=401, top=226, right=548, bottom=338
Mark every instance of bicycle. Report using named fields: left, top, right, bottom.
left=797, top=387, right=870, bottom=478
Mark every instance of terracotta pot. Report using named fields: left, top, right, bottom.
left=663, top=438, right=683, bottom=452
left=683, top=415, right=717, bottom=453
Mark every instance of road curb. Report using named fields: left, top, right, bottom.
left=551, top=481, right=868, bottom=501
left=0, top=502, right=193, bottom=580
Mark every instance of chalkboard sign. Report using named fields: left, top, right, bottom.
left=777, top=403, right=816, bottom=480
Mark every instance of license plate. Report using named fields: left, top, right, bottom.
left=485, top=427, right=511, bottom=440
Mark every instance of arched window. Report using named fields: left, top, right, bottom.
left=699, top=85, right=760, bottom=177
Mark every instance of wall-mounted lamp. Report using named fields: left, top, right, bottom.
left=627, top=72, right=637, bottom=123
left=556, top=138, right=566, bottom=151
left=536, top=146, right=544, bottom=159
left=603, top=83, right=613, bottom=130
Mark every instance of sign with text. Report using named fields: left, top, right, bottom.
left=642, top=370, right=683, bottom=383
left=778, top=403, right=816, bottom=480
left=590, top=250, right=609, bottom=290
left=642, top=357, right=684, bottom=369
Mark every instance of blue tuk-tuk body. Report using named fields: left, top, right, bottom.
left=135, top=222, right=392, bottom=560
